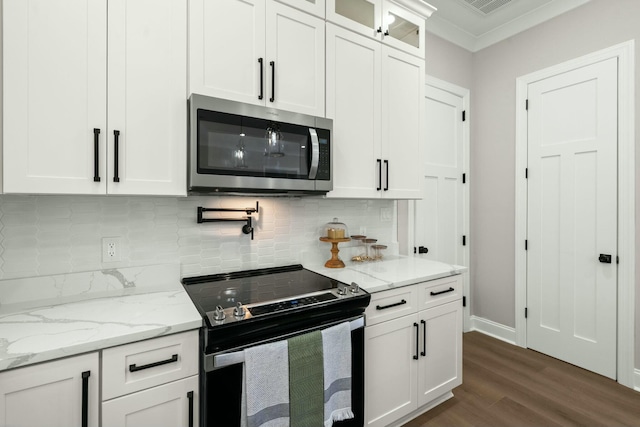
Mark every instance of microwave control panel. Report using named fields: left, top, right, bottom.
left=316, top=129, right=331, bottom=180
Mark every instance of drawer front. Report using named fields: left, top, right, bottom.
left=365, top=286, right=418, bottom=326
left=417, top=275, right=462, bottom=310
left=102, top=330, right=199, bottom=401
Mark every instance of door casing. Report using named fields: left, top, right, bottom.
left=514, top=40, right=635, bottom=388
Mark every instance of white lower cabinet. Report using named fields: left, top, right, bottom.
left=102, top=330, right=200, bottom=427
left=365, top=276, right=463, bottom=427
left=0, top=352, right=100, bottom=427
left=102, top=376, right=199, bottom=427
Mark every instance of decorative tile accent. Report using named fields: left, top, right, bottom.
left=0, top=195, right=397, bottom=280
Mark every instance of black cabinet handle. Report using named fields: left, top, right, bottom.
left=377, top=159, right=382, bottom=191
left=187, top=391, right=194, bottom=427
left=384, top=29, right=390, bottom=36
left=376, top=299, right=406, bottom=310
left=430, top=287, right=455, bottom=296
left=81, top=371, right=90, bottom=427
left=384, top=159, right=389, bottom=191
left=413, top=323, right=419, bottom=360
left=269, top=61, right=275, bottom=102
left=93, top=128, right=101, bottom=182
left=258, top=58, right=264, bottom=100
left=129, top=354, right=178, bottom=372
left=376, top=27, right=382, bottom=33
left=420, top=319, right=426, bottom=357
left=113, top=130, right=120, bottom=183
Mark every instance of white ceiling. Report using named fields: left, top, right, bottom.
left=423, top=0, right=592, bottom=52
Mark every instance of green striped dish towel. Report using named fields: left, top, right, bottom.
left=289, top=330, right=324, bottom=427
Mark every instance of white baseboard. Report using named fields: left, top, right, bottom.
left=634, top=369, right=640, bottom=392
left=469, top=315, right=516, bottom=345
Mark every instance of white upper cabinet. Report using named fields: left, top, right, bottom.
left=277, top=0, right=326, bottom=18
left=381, top=45, right=424, bottom=199
left=3, top=0, right=108, bottom=194
left=3, top=0, right=187, bottom=196
left=189, top=0, right=325, bottom=117
left=107, top=0, right=187, bottom=196
left=326, top=0, right=433, bottom=58
left=326, top=24, right=422, bottom=199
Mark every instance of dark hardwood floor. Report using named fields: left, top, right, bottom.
left=403, top=331, right=640, bottom=427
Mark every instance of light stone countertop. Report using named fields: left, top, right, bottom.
left=305, top=255, right=467, bottom=293
left=0, top=264, right=202, bottom=372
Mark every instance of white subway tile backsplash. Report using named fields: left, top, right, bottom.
left=0, top=195, right=397, bottom=280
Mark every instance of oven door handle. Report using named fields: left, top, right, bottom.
left=308, top=128, right=319, bottom=180
left=206, top=316, right=365, bottom=371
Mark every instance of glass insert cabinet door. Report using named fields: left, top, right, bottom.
left=327, top=0, right=425, bottom=57
left=197, top=109, right=316, bottom=179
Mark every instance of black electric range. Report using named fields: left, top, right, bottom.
left=182, top=264, right=371, bottom=354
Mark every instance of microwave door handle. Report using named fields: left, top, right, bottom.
left=308, top=128, right=319, bottom=179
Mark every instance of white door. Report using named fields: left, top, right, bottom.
left=102, top=376, right=198, bottom=427
left=265, top=0, right=325, bottom=117
left=381, top=46, right=423, bottom=199
left=3, top=0, right=107, bottom=194
left=188, top=0, right=266, bottom=105
left=325, top=23, right=381, bottom=199
left=415, top=84, right=464, bottom=263
left=107, top=0, right=187, bottom=196
left=0, top=353, right=99, bottom=427
left=527, top=57, right=618, bottom=379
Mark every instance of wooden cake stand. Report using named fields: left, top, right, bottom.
left=319, top=237, right=351, bottom=268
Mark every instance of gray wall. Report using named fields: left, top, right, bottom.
left=427, top=0, right=640, bottom=366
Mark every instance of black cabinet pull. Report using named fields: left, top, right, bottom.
left=376, top=299, right=406, bottom=310
left=376, top=159, right=382, bottom=191
left=258, top=58, right=264, bottom=100
left=430, top=287, right=455, bottom=296
left=384, top=29, right=390, bottom=36
left=129, top=354, right=178, bottom=372
left=269, top=61, right=275, bottom=102
left=81, top=370, right=90, bottom=427
left=384, top=159, right=389, bottom=191
left=187, top=391, right=194, bottom=427
left=420, top=319, right=426, bottom=357
left=113, top=130, right=120, bottom=183
left=93, top=128, right=101, bottom=182
left=413, top=323, right=419, bottom=360
left=376, top=27, right=382, bottom=33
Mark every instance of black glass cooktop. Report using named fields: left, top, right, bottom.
left=182, top=264, right=344, bottom=314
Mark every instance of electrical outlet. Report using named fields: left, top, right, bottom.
left=380, top=207, right=392, bottom=222
left=102, top=237, right=121, bottom=262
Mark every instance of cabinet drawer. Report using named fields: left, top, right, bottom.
left=417, top=275, right=462, bottom=310
left=365, top=286, right=418, bottom=326
left=102, top=330, right=199, bottom=400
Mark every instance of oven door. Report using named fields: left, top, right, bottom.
left=202, top=316, right=365, bottom=427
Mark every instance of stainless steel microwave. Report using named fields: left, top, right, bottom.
left=188, top=94, right=332, bottom=195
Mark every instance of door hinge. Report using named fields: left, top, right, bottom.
left=525, top=307, right=528, bottom=318
left=462, top=110, right=466, bottom=122
left=463, top=296, right=466, bottom=307
left=414, top=247, right=417, bottom=254
left=526, top=99, right=529, bottom=110
left=462, top=235, right=466, bottom=246
left=525, top=168, right=528, bottom=179
left=617, top=256, right=620, bottom=264
left=525, top=240, right=528, bottom=250
left=462, top=173, right=466, bottom=184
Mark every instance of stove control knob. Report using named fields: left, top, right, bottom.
left=337, top=284, right=348, bottom=296
left=213, top=305, right=226, bottom=322
left=234, top=302, right=245, bottom=317
left=350, top=283, right=360, bottom=294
